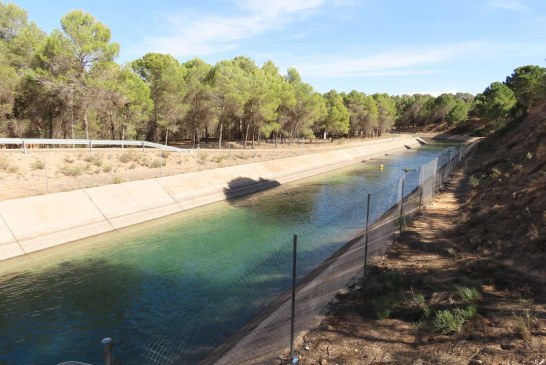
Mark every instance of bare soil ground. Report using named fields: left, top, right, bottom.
left=0, top=137, right=395, bottom=201
left=293, top=171, right=546, bottom=365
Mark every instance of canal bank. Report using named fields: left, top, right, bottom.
left=0, top=136, right=420, bottom=261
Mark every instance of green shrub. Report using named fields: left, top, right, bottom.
left=31, top=159, right=45, bottom=170
left=513, top=310, right=535, bottom=341
left=0, top=156, right=17, bottom=172
left=102, top=165, right=112, bottom=173
left=455, top=285, right=481, bottom=303
left=363, top=271, right=406, bottom=320
left=458, top=305, right=478, bottom=320
left=406, top=291, right=431, bottom=319
left=211, top=155, right=226, bottom=163
left=149, top=159, right=164, bottom=168
left=431, top=305, right=477, bottom=334
left=490, top=167, right=502, bottom=177
left=118, top=151, right=137, bottom=163
left=60, top=164, right=84, bottom=177
left=85, top=155, right=103, bottom=167
left=469, top=175, right=482, bottom=189
left=112, top=175, right=124, bottom=184
left=371, top=294, right=397, bottom=319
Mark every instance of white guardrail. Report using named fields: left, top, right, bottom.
left=0, top=138, right=192, bottom=153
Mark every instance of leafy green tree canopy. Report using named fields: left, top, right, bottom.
left=505, top=65, right=546, bottom=108
left=474, top=81, right=517, bottom=124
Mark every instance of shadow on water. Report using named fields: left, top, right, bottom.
left=222, top=177, right=280, bottom=199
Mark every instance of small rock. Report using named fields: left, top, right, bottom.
left=354, top=349, right=359, bottom=353
left=304, top=345, right=310, bottom=351
left=320, top=359, right=328, bottom=365
left=468, top=360, right=483, bottom=365
left=500, top=341, right=515, bottom=350
left=326, top=325, right=335, bottom=331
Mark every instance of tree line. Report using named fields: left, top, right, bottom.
left=1, top=3, right=545, bottom=146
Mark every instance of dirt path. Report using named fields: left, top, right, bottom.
left=294, top=171, right=546, bottom=365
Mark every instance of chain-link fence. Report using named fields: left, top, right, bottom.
left=133, top=141, right=477, bottom=365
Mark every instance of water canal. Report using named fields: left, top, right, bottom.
left=0, top=144, right=457, bottom=365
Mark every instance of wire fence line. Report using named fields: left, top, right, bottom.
left=0, top=137, right=191, bottom=152
left=135, top=142, right=477, bottom=365
left=0, top=137, right=408, bottom=201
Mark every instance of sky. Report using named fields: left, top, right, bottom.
left=11, top=0, right=546, bottom=96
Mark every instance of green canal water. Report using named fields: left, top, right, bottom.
left=0, top=144, right=457, bottom=365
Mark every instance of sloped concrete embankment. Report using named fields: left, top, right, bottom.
left=0, top=137, right=420, bottom=261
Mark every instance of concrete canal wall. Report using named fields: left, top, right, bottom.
left=0, top=136, right=420, bottom=261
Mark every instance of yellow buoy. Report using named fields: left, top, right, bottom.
left=380, top=164, right=384, bottom=170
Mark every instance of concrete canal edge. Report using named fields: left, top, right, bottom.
left=0, top=136, right=420, bottom=261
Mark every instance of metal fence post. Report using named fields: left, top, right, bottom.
left=432, top=157, right=438, bottom=194
left=363, top=193, right=371, bottom=280
left=418, top=166, right=424, bottom=212
left=290, top=234, right=298, bottom=363
left=110, top=148, right=114, bottom=184
left=448, top=149, right=452, bottom=176
left=399, top=175, right=405, bottom=236
left=459, top=143, right=463, bottom=162
left=102, top=338, right=114, bottom=365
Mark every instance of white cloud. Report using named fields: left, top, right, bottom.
left=401, top=89, right=461, bottom=97
left=293, top=42, right=484, bottom=78
left=486, top=0, right=529, bottom=11
left=236, top=0, right=325, bottom=16
left=145, top=0, right=327, bottom=57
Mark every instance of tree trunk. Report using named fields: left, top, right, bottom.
left=70, top=91, right=75, bottom=140
left=244, top=122, right=250, bottom=149
left=48, top=109, right=54, bottom=139
left=218, top=116, right=224, bottom=149
left=83, top=110, right=89, bottom=139
left=110, top=113, right=115, bottom=140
